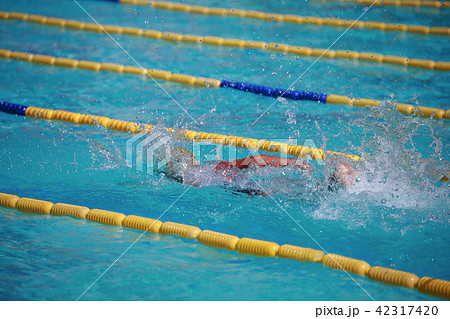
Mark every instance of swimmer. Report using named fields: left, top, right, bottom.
left=213, top=155, right=312, bottom=180
left=162, top=147, right=356, bottom=195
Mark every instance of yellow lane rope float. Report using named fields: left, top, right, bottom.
left=0, top=192, right=448, bottom=299
left=0, top=48, right=448, bottom=120
left=117, top=0, right=450, bottom=35
left=1, top=12, right=449, bottom=71
left=0, top=101, right=362, bottom=161
left=323, top=0, right=450, bottom=8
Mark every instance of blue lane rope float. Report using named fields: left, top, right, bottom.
left=0, top=49, right=448, bottom=120
left=220, top=80, right=328, bottom=102
left=0, top=101, right=27, bottom=116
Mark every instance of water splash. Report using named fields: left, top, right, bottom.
left=112, top=98, right=449, bottom=234
left=311, top=100, right=450, bottom=230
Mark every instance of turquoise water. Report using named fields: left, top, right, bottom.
left=0, top=0, right=449, bottom=300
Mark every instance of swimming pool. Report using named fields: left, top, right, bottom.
left=0, top=0, right=449, bottom=301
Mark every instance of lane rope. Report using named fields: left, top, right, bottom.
left=116, top=0, right=450, bottom=34
left=0, top=48, right=448, bottom=120
left=2, top=11, right=449, bottom=71
left=0, top=100, right=362, bottom=161
left=322, top=0, right=450, bottom=8
left=0, top=191, right=448, bottom=300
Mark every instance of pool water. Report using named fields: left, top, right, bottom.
left=0, top=0, right=449, bottom=301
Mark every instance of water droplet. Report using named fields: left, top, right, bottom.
left=285, top=109, right=296, bottom=124
left=279, top=97, right=288, bottom=105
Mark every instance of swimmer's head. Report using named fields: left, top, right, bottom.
left=164, top=147, right=199, bottom=182
left=168, top=147, right=199, bottom=166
